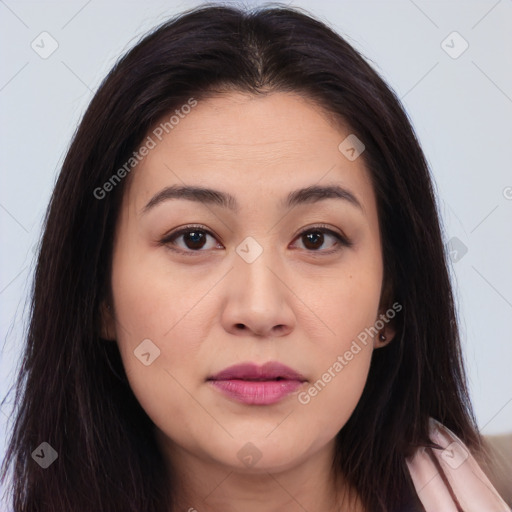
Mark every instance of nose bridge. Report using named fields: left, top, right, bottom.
left=234, top=234, right=281, bottom=301
left=221, top=233, right=295, bottom=337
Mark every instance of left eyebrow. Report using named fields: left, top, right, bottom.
left=285, top=184, right=364, bottom=213
left=141, top=183, right=364, bottom=215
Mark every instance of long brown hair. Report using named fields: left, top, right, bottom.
left=1, top=4, right=482, bottom=511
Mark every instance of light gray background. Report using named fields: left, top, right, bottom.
left=1, top=0, right=511, bottom=498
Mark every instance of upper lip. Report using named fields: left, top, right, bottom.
left=208, top=362, right=307, bottom=382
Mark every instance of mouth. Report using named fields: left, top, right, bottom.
left=207, top=362, right=307, bottom=405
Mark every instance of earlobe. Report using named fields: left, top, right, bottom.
left=374, top=308, right=396, bottom=348
left=375, top=327, right=395, bottom=348
left=376, top=277, right=397, bottom=348
left=99, top=300, right=117, bottom=341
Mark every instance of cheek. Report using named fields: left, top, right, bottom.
left=109, top=244, right=210, bottom=426
left=293, top=260, right=381, bottom=436
left=306, top=259, right=383, bottom=347
left=296, top=328, right=374, bottom=446
left=111, top=239, right=213, bottom=350
left=111, top=273, right=207, bottom=448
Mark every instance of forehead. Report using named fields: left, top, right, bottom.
left=123, top=91, right=376, bottom=216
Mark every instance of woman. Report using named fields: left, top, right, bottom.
left=1, top=4, right=509, bottom=511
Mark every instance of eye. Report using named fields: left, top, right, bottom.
left=292, top=225, right=352, bottom=253
left=159, top=224, right=352, bottom=255
left=160, top=225, right=221, bottom=255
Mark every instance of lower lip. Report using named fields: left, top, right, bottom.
left=208, top=379, right=304, bottom=405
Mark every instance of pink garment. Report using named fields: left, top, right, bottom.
left=406, top=418, right=510, bottom=511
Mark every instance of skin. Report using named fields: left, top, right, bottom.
left=101, top=91, right=395, bottom=512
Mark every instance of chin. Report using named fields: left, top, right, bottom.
left=203, top=432, right=317, bottom=474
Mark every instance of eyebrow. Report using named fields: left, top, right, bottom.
left=141, top=183, right=364, bottom=215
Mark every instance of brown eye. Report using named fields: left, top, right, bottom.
left=295, top=227, right=352, bottom=253
left=181, top=230, right=207, bottom=250
left=302, top=230, right=326, bottom=250
left=160, top=226, right=221, bottom=254
left=160, top=224, right=352, bottom=256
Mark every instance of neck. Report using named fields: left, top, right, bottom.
left=157, top=432, right=365, bottom=512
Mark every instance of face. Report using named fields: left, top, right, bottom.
left=103, top=91, right=393, bottom=475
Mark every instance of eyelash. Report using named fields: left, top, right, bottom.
left=159, top=224, right=353, bottom=256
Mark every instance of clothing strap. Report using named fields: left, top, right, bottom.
left=406, top=418, right=510, bottom=511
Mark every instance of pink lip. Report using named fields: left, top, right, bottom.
left=207, top=362, right=307, bottom=405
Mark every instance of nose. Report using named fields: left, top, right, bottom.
left=220, top=247, right=296, bottom=338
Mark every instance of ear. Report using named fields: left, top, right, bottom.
left=99, top=299, right=117, bottom=341
left=374, top=276, right=396, bottom=348
left=373, top=296, right=402, bottom=348
left=373, top=313, right=396, bottom=349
